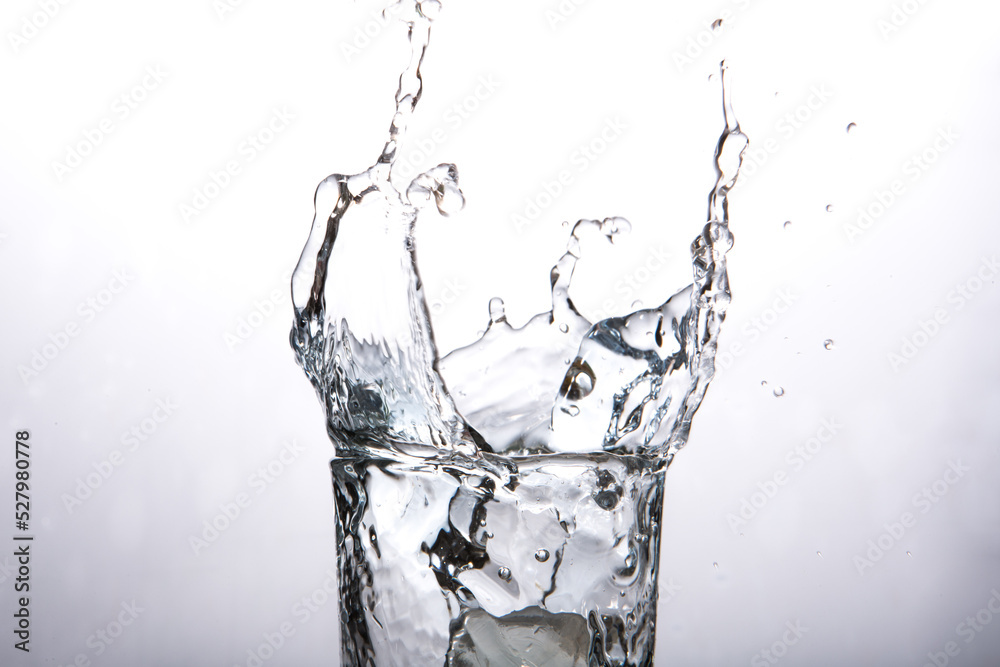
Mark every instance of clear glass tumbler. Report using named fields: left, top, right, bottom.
left=332, top=452, right=666, bottom=667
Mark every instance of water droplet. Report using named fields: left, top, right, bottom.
left=906, top=551, right=912, bottom=557
left=498, top=566, right=512, bottom=582
left=823, top=339, right=835, bottom=350
left=417, top=0, right=442, bottom=20
left=826, top=204, right=834, bottom=212
left=535, top=549, right=550, bottom=562
left=559, top=323, right=569, bottom=333
left=817, top=551, right=823, bottom=558
left=713, top=562, right=719, bottom=570
left=760, top=380, right=767, bottom=387
left=620, top=590, right=627, bottom=597
left=711, top=18, right=724, bottom=30
left=488, top=297, right=506, bottom=325
left=846, top=122, right=857, bottom=133
left=773, top=387, right=785, bottom=397
left=561, top=220, right=569, bottom=227
left=631, top=300, right=643, bottom=309
left=783, top=220, right=792, bottom=229
left=561, top=405, right=580, bottom=417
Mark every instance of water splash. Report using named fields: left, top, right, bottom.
left=290, top=0, right=747, bottom=466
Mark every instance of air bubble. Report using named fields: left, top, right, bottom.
left=535, top=549, right=550, bottom=562
left=498, top=566, right=512, bottom=582
left=823, top=339, right=835, bottom=350
left=773, top=387, right=785, bottom=397
left=559, top=323, right=569, bottom=333
left=561, top=405, right=580, bottom=417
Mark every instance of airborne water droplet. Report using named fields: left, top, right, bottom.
left=826, top=204, right=834, bottom=212
left=847, top=122, right=857, bottom=133
left=783, top=220, right=792, bottom=229
left=535, top=549, right=550, bottom=562
left=711, top=18, right=723, bottom=30
left=773, top=387, right=785, bottom=397
left=907, top=551, right=912, bottom=557
left=559, top=323, right=569, bottom=333
left=817, top=551, right=823, bottom=558
left=824, top=339, right=835, bottom=350
left=498, top=566, right=512, bottom=582
left=713, top=562, right=719, bottom=570
left=761, top=380, right=767, bottom=387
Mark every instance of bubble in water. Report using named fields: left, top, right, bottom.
left=498, top=566, right=512, bottom=582
left=773, top=387, right=785, bottom=397
left=846, top=122, right=857, bottom=133
left=559, top=323, right=569, bottom=333
left=561, top=405, right=581, bottom=417
left=823, top=339, right=835, bottom=350
left=535, top=549, right=550, bottom=562
left=783, top=220, right=792, bottom=229
left=825, top=204, right=834, bottom=212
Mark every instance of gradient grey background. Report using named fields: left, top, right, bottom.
left=2, top=0, right=999, bottom=665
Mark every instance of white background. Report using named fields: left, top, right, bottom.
left=2, top=0, right=999, bottom=665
